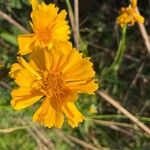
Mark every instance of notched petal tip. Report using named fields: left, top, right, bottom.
left=63, top=102, right=84, bottom=128
left=33, top=99, right=64, bottom=128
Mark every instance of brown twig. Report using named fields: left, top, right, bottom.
left=63, top=132, right=101, bottom=150
left=26, top=127, right=48, bottom=150
left=54, top=129, right=75, bottom=147
left=138, top=22, right=150, bottom=54
left=20, top=119, right=55, bottom=150
left=122, top=63, right=144, bottom=105
left=65, top=0, right=78, bottom=48
left=94, top=120, right=133, bottom=136
left=136, top=7, right=150, bottom=54
left=97, top=90, right=150, bottom=135
left=94, top=119, right=134, bottom=128
left=108, top=125, right=132, bottom=136
left=0, top=126, right=29, bottom=133
left=0, top=80, right=11, bottom=90
left=0, top=10, right=28, bottom=33
left=74, top=0, right=79, bottom=49
left=31, top=125, right=55, bottom=150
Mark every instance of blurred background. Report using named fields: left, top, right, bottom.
left=0, top=0, right=150, bottom=149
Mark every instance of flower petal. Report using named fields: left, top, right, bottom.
left=18, top=57, right=41, bottom=80
left=29, top=0, right=38, bottom=11
left=64, top=58, right=95, bottom=81
left=50, top=89, right=78, bottom=110
left=33, top=99, right=64, bottom=128
left=62, top=102, right=84, bottom=128
left=30, top=47, right=52, bottom=71
left=66, top=80, right=98, bottom=94
left=9, top=63, right=36, bottom=87
left=18, top=34, right=35, bottom=55
left=11, top=88, right=43, bottom=110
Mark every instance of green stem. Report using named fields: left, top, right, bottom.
left=92, top=114, right=150, bottom=123
left=102, top=25, right=127, bottom=78
left=112, top=25, right=127, bottom=72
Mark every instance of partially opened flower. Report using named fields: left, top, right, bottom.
left=18, top=0, right=70, bottom=55
left=10, top=41, right=98, bottom=128
left=116, top=0, right=144, bottom=27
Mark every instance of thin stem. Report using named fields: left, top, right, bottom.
left=112, top=25, right=127, bottom=71
left=0, top=10, right=28, bottom=33
left=65, top=0, right=77, bottom=47
left=97, top=90, right=150, bottom=135
left=74, top=0, right=79, bottom=49
left=92, top=114, right=150, bottom=122
left=94, top=119, right=134, bottom=128
left=102, top=25, right=127, bottom=78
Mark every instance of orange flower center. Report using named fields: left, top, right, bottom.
left=40, top=72, right=65, bottom=98
left=36, top=27, right=52, bottom=44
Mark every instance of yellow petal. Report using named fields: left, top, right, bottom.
left=64, top=58, right=95, bottom=81
left=131, top=0, right=137, bottom=8
left=28, top=2, right=70, bottom=52
left=30, top=47, right=52, bottom=71
left=17, top=57, right=41, bottom=80
left=50, top=90, right=78, bottom=110
left=18, top=34, right=34, bottom=55
left=11, top=88, right=43, bottom=110
left=9, top=63, right=22, bottom=79
left=9, top=62, right=37, bottom=88
left=66, top=79, right=98, bottom=94
left=52, top=10, right=70, bottom=41
left=62, top=102, right=84, bottom=128
left=29, top=0, right=38, bottom=10
left=133, top=13, right=145, bottom=23
left=61, top=50, right=83, bottom=74
left=33, top=99, right=64, bottom=128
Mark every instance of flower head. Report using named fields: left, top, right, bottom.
left=18, top=0, right=70, bottom=55
left=116, top=0, right=144, bottom=27
left=10, top=41, right=98, bottom=128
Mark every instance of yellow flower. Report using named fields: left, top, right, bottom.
left=18, top=0, right=70, bottom=55
left=10, top=41, right=98, bottom=128
left=116, top=0, right=144, bottom=27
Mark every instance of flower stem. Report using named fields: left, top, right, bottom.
left=102, top=25, right=127, bottom=78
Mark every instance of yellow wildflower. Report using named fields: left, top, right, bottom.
left=10, top=41, right=98, bottom=128
left=116, top=0, right=144, bottom=27
left=18, top=0, right=70, bottom=55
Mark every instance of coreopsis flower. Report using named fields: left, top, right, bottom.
left=18, top=0, right=70, bottom=55
left=116, top=0, right=144, bottom=27
left=10, top=41, right=98, bottom=128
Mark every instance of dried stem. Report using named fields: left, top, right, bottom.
left=97, top=90, right=150, bottom=135
left=138, top=21, right=150, bottom=54
left=60, top=130, right=101, bottom=150
left=74, top=0, right=79, bottom=49
left=20, top=119, right=55, bottom=150
left=94, top=119, right=134, bottom=128
left=0, top=80, right=11, bottom=90
left=65, top=0, right=78, bottom=48
left=0, top=10, right=28, bottom=33
left=136, top=6, right=150, bottom=54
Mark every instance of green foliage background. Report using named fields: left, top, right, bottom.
left=0, top=0, right=150, bottom=149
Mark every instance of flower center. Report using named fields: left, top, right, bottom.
left=40, top=72, right=65, bottom=98
left=36, top=27, right=52, bottom=44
